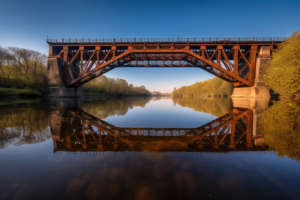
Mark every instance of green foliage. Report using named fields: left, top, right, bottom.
left=259, top=100, right=300, bottom=161
left=0, top=46, right=47, bottom=94
left=82, top=75, right=152, bottom=96
left=172, top=77, right=233, bottom=97
left=262, top=31, right=300, bottom=96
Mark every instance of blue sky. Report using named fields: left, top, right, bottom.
left=0, top=0, right=299, bottom=92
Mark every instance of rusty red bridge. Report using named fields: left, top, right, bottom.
left=46, top=37, right=285, bottom=98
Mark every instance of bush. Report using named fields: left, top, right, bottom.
left=262, top=31, right=300, bottom=97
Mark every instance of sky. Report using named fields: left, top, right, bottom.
left=0, top=0, right=299, bottom=92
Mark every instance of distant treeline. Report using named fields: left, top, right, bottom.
left=152, top=91, right=171, bottom=96
left=172, top=77, right=233, bottom=98
left=82, top=76, right=152, bottom=96
left=0, top=46, right=47, bottom=94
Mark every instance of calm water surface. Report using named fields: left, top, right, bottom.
left=0, top=97, right=300, bottom=200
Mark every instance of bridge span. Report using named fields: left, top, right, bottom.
left=46, top=37, right=285, bottom=98
left=49, top=98, right=268, bottom=153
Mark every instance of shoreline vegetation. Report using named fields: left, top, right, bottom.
left=0, top=46, right=47, bottom=95
left=261, top=31, right=300, bottom=101
left=0, top=87, right=42, bottom=97
left=171, top=77, right=233, bottom=98
left=82, top=75, right=152, bottom=96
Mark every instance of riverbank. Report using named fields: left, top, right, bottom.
left=83, top=92, right=153, bottom=97
left=0, top=88, right=43, bottom=97
left=0, top=98, right=43, bottom=106
left=172, top=94, right=229, bottom=99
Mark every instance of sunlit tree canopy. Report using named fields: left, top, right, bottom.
left=262, top=31, right=300, bottom=96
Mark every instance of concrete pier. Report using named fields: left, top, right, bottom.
left=231, top=46, right=271, bottom=100
left=46, top=57, right=82, bottom=98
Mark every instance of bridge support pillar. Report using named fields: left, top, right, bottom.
left=231, top=46, right=271, bottom=100
left=46, top=57, right=82, bottom=98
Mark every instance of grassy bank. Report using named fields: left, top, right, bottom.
left=0, top=88, right=42, bottom=97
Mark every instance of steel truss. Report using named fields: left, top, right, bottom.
left=49, top=42, right=277, bottom=88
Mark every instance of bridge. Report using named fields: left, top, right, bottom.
left=50, top=105, right=267, bottom=153
left=46, top=37, right=286, bottom=98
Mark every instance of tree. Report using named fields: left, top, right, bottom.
left=32, top=51, right=47, bottom=71
left=262, top=31, right=300, bottom=97
left=8, top=47, right=23, bottom=73
left=20, top=49, right=34, bottom=80
left=0, top=46, right=46, bottom=92
left=82, top=75, right=151, bottom=96
left=173, top=77, right=233, bottom=97
left=0, top=46, right=10, bottom=85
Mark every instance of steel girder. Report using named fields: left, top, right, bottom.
left=51, top=44, right=261, bottom=87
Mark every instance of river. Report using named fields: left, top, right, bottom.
left=0, top=97, right=299, bottom=200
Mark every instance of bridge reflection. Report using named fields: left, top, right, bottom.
left=51, top=107, right=267, bottom=153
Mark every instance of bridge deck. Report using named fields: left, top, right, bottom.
left=47, top=37, right=284, bottom=88
left=47, top=37, right=286, bottom=44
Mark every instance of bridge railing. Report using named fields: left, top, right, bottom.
left=47, top=37, right=287, bottom=44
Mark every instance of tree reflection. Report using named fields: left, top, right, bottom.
left=172, top=97, right=232, bottom=117
left=259, top=100, right=300, bottom=161
left=80, top=96, right=152, bottom=119
left=0, top=101, right=50, bottom=149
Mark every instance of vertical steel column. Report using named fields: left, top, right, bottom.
left=234, top=45, right=239, bottom=75
left=217, top=46, right=223, bottom=68
left=111, top=46, right=116, bottom=58
left=96, top=46, right=100, bottom=66
left=80, top=47, right=84, bottom=73
left=249, top=45, right=258, bottom=86
left=201, top=46, right=206, bottom=57
left=63, top=46, right=69, bottom=86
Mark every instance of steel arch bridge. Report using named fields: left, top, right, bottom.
left=47, top=37, right=285, bottom=88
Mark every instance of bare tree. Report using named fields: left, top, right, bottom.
left=0, top=46, right=10, bottom=85
left=8, top=47, right=23, bottom=73
left=20, top=49, right=34, bottom=80
left=4, top=51, right=14, bottom=79
left=32, top=51, right=47, bottom=71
